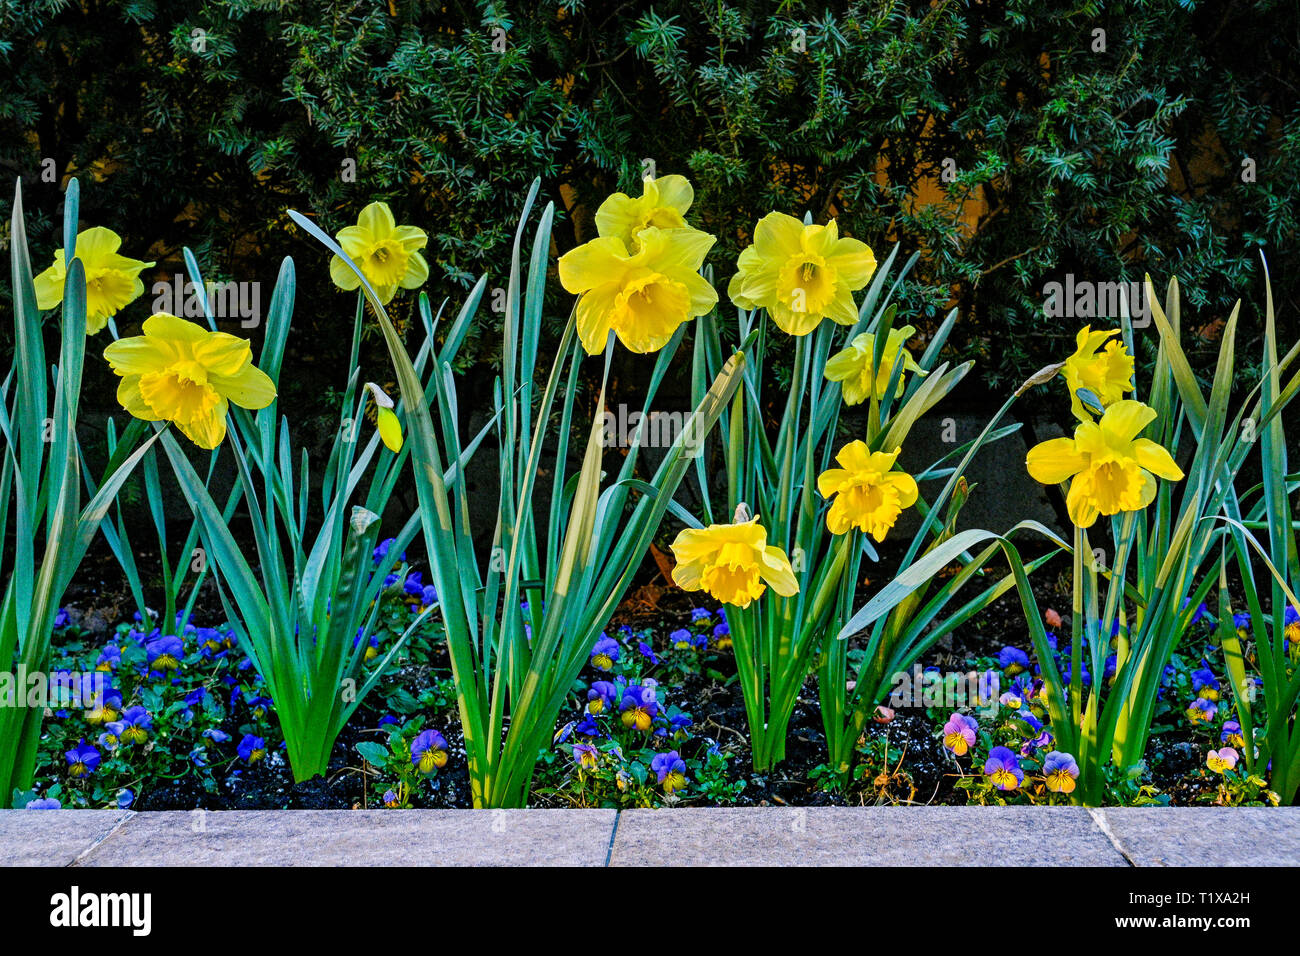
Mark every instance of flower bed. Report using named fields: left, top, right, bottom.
left=4, top=173, right=1298, bottom=815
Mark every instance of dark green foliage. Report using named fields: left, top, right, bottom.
left=1, top=0, right=1296, bottom=417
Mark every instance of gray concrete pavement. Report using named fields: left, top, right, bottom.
left=1, top=807, right=1296, bottom=866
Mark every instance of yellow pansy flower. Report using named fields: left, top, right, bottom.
left=824, top=324, right=928, bottom=405
left=1206, top=747, right=1238, bottom=774
left=817, top=442, right=919, bottom=540
left=1026, top=399, right=1183, bottom=529
left=669, top=515, right=799, bottom=608
left=34, top=226, right=154, bottom=334
left=329, top=202, right=429, bottom=305
left=558, top=226, right=717, bottom=354
left=364, top=382, right=403, bottom=453
left=103, top=312, right=276, bottom=449
left=594, top=174, right=695, bottom=251
left=727, top=212, right=876, bottom=336
left=1063, top=326, right=1135, bottom=421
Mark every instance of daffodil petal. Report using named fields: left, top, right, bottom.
left=753, top=212, right=806, bottom=262
left=558, top=237, right=629, bottom=294
left=329, top=254, right=362, bottom=290
left=760, top=546, right=799, bottom=596
left=356, top=202, right=397, bottom=240
left=886, top=471, right=920, bottom=509
left=827, top=237, right=877, bottom=288
left=103, top=335, right=176, bottom=375
left=390, top=224, right=429, bottom=250
left=1100, top=399, right=1157, bottom=443
left=141, top=312, right=210, bottom=344
left=575, top=283, right=619, bottom=355
left=652, top=175, right=693, bottom=214
left=175, top=400, right=229, bottom=450
left=74, top=226, right=122, bottom=260
left=192, top=332, right=254, bottom=377
left=400, top=250, right=429, bottom=289
left=116, top=375, right=159, bottom=420
left=1027, top=437, right=1086, bottom=485
left=817, top=467, right=848, bottom=498
left=1132, top=438, right=1184, bottom=480
left=636, top=226, right=715, bottom=273
left=34, top=262, right=66, bottom=310
left=1065, top=477, right=1100, bottom=528
left=209, top=363, right=277, bottom=410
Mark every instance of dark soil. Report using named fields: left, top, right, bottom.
left=134, top=722, right=478, bottom=810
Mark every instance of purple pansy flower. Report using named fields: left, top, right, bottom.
left=983, top=746, right=1023, bottom=791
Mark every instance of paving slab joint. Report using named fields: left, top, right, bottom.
left=603, top=811, right=621, bottom=867
left=69, top=811, right=136, bottom=868
left=1086, top=808, right=1136, bottom=866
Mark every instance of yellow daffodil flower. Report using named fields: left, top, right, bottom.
left=1026, top=399, right=1183, bottom=528
left=34, top=226, right=154, bottom=334
left=329, top=202, right=429, bottom=305
left=594, top=174, right=695, bottom=251
left=727, top=212, right=876, bottom=336
left=364, top=382, right=403, bottom=452
left=824, top=324, right=928, bottom=405
left=1063, top=326, right=1135, bottom=421
left=817, top=442, right=919, bottom=540
left=669, top=514, right=798, bottom=608
left=558, top=226, right=717, bottom=354
left=103, top=312, right=276, bottom=449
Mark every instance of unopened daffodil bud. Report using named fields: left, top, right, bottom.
left=364, top=382, right=403, bottom=453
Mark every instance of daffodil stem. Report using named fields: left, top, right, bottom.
left=776, top=335, right=808, bottom=540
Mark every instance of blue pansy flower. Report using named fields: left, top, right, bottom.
left=1191, top=668, right=1220, bottom=700
left=411, top=729, right=449, bottom=775
left=590, top=635, right=620, bottom=671
left=95, top=644, right=122, bottom=671
left=373, top=538, right=405, bottom=564
left=145, top=633, right=184, bottom=675
left=66, top=740, right=101, bottom=777
left=120, top=706, right=152, bottom=745
left=651, top=751, right=688, bottom=793
left=587, top=680, right=619, bottom=714
left=1042, top=751, right=1079, bottom=794
left=1221, top=720, right=1245, bottom=748
left=997, top=646, right=1030, bottom=675
left=572, top=742, right=599, bottom=769
left=620, top=684, right=658, bottom=731
left=237, top=734, right=267, bottom=763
